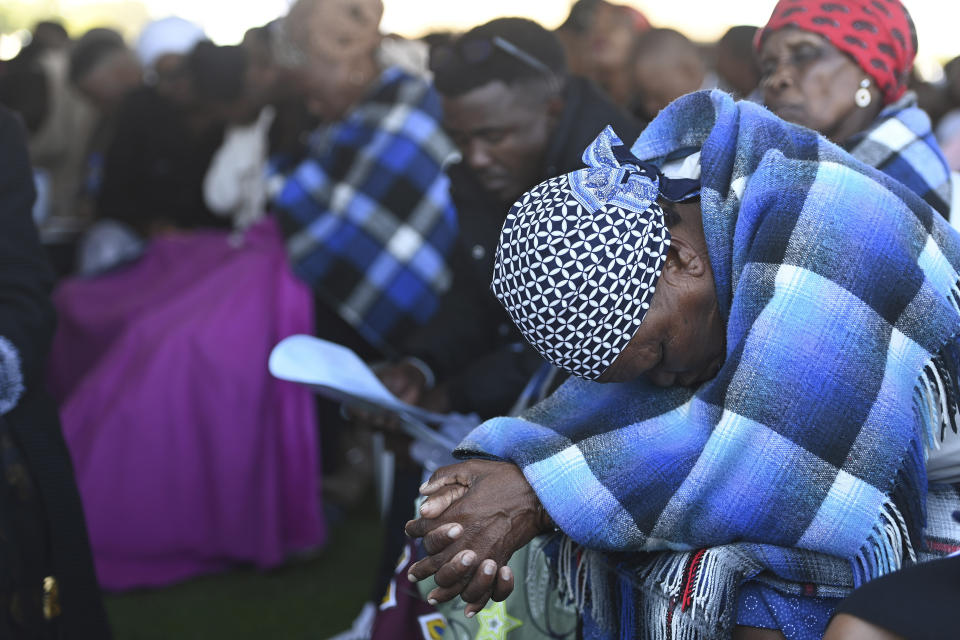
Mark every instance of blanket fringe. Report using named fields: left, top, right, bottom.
left=556, top=538, right=740, bottom=639
left=556, top=502, right=918, bottom=638
left=846, top=336, right=960, bottom=587
left=558, top=535, right=611, bottom=629
left=917, top=340, right=960, bottom=447
left=948, top=281, right=960, bottom=316
left=851, top=498, right=916, bottom=588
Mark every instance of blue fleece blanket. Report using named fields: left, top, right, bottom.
left=457, top=91, right=960, bottom=638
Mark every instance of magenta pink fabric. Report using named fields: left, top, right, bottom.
left=49, top=219, right=324, bottom=590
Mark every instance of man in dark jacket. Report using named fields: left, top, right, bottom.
left=379, top=17, right=642, bottom=419
left=0, top=106, right=111, bottom=638
left=344, top=19, right=641, bottom=638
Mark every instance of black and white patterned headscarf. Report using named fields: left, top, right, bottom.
left=491, top=126, right=700, bottom=380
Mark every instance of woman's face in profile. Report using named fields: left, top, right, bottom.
left=759, top=28, right=874, bottom=141
left=598, top=272, right=725, bottom=387
left=597, top=201, right=726, bottom=387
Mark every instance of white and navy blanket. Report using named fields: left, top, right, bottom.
left=845, top=91, right=953, bottom=219
left=457, top=91, right=960, bottom=638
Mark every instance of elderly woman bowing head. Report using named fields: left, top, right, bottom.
left=757, top=0, right=953, bottom=217
left=406, top=92, right=960, bottom=640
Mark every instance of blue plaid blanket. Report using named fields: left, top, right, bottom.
left=273, top=67, right=457, bottom=352
left=845, top=92, right=953, bottom=219
left=457, top=91, right=960, bottom=638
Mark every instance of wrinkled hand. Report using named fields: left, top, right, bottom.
left=404, top=460, right=553, bottom=617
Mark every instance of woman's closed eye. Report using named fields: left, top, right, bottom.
left=789, top=43, right=827, bottom=67
left=760, top=43, right=829, bottom=79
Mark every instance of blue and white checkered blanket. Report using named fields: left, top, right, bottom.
left=845, top=91, right=953, bottom=219
left=457, top=91, right=960, bottom=638
left=273, top=67, right=458, bottom=352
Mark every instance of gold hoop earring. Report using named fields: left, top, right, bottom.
left=855, top=78, right=872, bottom=108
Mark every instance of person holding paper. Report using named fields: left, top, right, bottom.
left=375, top=17, right=642, bottom=418
left=338, top=20, right=642, bottom=639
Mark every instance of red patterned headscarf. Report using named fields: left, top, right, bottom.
left=756, top=0, right=917, bottom=104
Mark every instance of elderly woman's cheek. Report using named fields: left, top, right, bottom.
left=647, top=369, right=677, bottom=388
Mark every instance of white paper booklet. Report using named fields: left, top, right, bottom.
left=268, top=334, right=458, bottom=449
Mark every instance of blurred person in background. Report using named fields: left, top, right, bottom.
left=347, top=17, right=642, bottom=640
left=715, top=25, right=762, bottom=100
left=583, top=1, right=651, bottom=109
left=936, top=56, right=960, bottom=172
left=29, top=21, right=70, bottom=52
left=630, top=28, right=712, bottom=122
left=0, top=102, right=111, bottom=638
left=270, top=0, right=458, bottom=360
left=378, top=16, right=642, bottom=422
left=202, top=26, right=281, bottom=233
left=201, top=21, right=433, bottom=237
left=136, top=16, right=206, bottom=104
left=0, top=32, right=56, bottom=233
left=19, top=20, right=92, bottom=227
left=0, top=45, right=49, bottom=136
left=266, top=0, right=458, bottom=585
left=908, top=67, right=951, bottom=131
left=48, top=40, right=324, bottom=594
left=68, top=28, right=143, bottom=231
left=74, top=20, right=223, bottom=275
left=554, top=0, right=608, bottom=77
left=81, top=38, right=238, bottom=274
left=69, top=28, right=142, bottom=119
left=0, top=21, right=96, bottom=229
left=757, top=0, right=953, bottom=218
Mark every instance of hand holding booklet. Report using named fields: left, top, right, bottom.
left=268, top=334, right=459, bottom=450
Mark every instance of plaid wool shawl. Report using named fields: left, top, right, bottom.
left=845, top=92, right=953, bottom=219
left=273, top=67, right=458, bottom=352
left=457, top=91, right=960, bottom=638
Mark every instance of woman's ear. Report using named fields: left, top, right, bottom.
left=661, top=232, right=707, bottom=281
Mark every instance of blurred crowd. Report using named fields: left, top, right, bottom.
left=3, top=2, right=959, bottom=263
left=0, top=0, right=959, bottom=638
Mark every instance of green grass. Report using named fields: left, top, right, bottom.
left=104, top=504, right=384, bottom=640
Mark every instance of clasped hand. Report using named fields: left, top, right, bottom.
left=404, top=459, right=554, bottom=617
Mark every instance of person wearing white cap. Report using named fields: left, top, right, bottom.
left=136, top=16, right=207, bottom=103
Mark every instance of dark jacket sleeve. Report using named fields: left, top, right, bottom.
left=401, top=163, right=557, bottom=417
left=95, top=90, right=149, bottom=231
left=445, top=343, right=546, bottom=418
left=0, top=106, right=113, bottom=638
left=403, top=248, right=502, bottom=377
left=0, top=108, right=56, bottom=412
left=403, top=244, right=545, bottom=418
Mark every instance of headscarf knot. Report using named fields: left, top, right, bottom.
left=569, top=126, right=700, bottom=214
